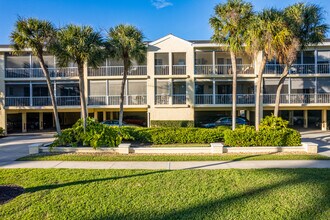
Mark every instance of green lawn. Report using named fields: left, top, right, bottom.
left=17, top=152, right=330, bottom=161
left=0, top=169, right=329, bottom=219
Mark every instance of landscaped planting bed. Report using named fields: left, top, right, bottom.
left=0, top=169, right=329, bottom=219
left=51, top=116, right=301, bottom=149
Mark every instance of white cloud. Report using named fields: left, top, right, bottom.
left=151, top=0, right=173, bottom=9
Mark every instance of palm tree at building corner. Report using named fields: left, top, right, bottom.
left=273, top=3, right=329, bottom=117
left=209, top=0, right=253, bottom=130
left=106, top=24, right=147, bottom=127
left=51, top=25, right=105, bottom=132
left=11, top=17, right=62, bottom=134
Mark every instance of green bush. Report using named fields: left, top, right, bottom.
left=52, top=118, right=123, bottom=149
left=150, top=120, right=194, bottom=128
left=123, top=126, right=229, bottom=144
left=224, top=116, right=301, bottom=147
left=0, top=127, right=5, bottom=136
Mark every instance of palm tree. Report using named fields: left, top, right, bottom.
left=245, top=9, right=291, bottom=131
left=273, top=3, right=329, bottom=117
left=209, top=0, right=253, bottom=130
left=51, top=25, right=105, bottom=131
left=106, top=24, right=147, bottom=127
left=11, top=17, right=62, bottom=134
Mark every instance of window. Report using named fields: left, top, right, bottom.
left=89, top=80, right=106, bottom=96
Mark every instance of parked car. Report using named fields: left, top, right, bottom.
left=123, top=116, right=146, bottom=126
left=101, top=120, right=140, bottom=127
left=201, top=117, right=250, bottom=128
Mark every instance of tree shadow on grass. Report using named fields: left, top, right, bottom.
left=24, top=169, right=171, bottom=193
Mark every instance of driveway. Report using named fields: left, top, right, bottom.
left=0, top=132, right=55, bottom=163
left=301, top=130, right=330, bottom=157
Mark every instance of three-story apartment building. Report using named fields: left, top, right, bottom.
left=1, top=34, right=330, bottom=133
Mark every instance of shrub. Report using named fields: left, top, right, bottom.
left=123, top=126, right=229, bottom=144
left=150, top=120, right=194, bottom=128
left=0, top=127, right=5, bottom=136
left=52, top=117, right=123, bottom=149
left=224, top=116, right=301, bottom=147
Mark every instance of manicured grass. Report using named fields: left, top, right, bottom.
left=17, top=152, right=330, bottom=161
left=0, top=169, right=329, bottom=219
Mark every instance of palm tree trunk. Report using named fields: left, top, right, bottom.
left=230, top=51, right=237, bottom=130
left=38, top=55, right=61, bottom=135
left=255, top=55, right=267, bottom=131
left=119, top=60, right=129, bottom=127
left=274, top=64, right=289, bottom=117
left=78, top=65, right=87, bottom=132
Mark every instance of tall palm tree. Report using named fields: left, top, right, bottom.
left=273, top=3, right=329, bottom=117
left=11, top=17, right=62, bottom=134
left=51, top=25, right=105, bottom=131
left=209, top=0, right=253, bottom=130
left=245, top=9, right=291, bottom=131
left=106, top=24, right=147, bottom=127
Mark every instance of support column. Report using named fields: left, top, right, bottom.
left=212, top=50, right=216, bottom=74
left=303, top=110, right=308, bottom=128
left=39, top=112, right=43, bottom=130
left=289, top=111, right=294, bottom=126
left=110, top=112, right=114, bottom=120
left=22, top=112, right=27, bottom=133
left=322, top=109, right=327, bottom=131
left=103, top=111, right=106, bottom=122
left=94, top=111, right=98, bottom=120
left=212, top=80, right=216, bottom=104
left=246, top=110, right=250, bottom=121
left=169, top=52, right=173, bottom=75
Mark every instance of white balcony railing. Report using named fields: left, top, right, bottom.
left=195, top=64, right=254, bottom=75
left=172, top=94, right=187, bottom=104
left=127, top=95, right=147, bottom=105
left=263, top=93, right=330, bottom=104
left=155, top=94, right=170, bottom=104
left=172, top=65, right=186, bottom=75
left=263, top=64, right=330, bottom=75
left=195, top=65, right=213, bottom=75
left=32, top=97, right=52, bottom=106
left=195, top=94, right=213, bottom=104
left=5, top=67, right=79, bottom=78
left=88, top=95, right=147, bottom=105
left=155, top=65, right=169, bottom=75
left=88, top=66, right=147, bottom=76
left=5, top=97, right=30, bottom=106
left=5, top=96, right=80, bottom=106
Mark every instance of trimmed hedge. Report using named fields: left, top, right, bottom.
left=150, top=120, right=194, bottom=128
left=223, top=116, right=301, bottom=147
left=52, top=118, right=122, bottom=149
left=122, top=126, right=229, bottom=145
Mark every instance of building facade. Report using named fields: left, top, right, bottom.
left=0, top=34, right=330, bottom=133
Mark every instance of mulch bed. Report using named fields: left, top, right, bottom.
left=0, top=185, right=24, bottom=205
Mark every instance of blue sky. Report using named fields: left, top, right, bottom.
left=0, top=0, right=329, bottom=44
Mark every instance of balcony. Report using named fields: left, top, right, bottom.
left=5, top=96, right=80, bottom=107
left=5, top=67, right=79, bottom=78
left=195, top=64, right=254, bottom=75
left=264, top=64, right=330, bottom=75
left=88, top=66, right=147, bottom=76
left=88, top=95, right=147, bottom=106
left=195, top=94, right=255, bottom=105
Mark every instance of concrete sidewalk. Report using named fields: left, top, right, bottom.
left=1, top=160, right=330, bottom=170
